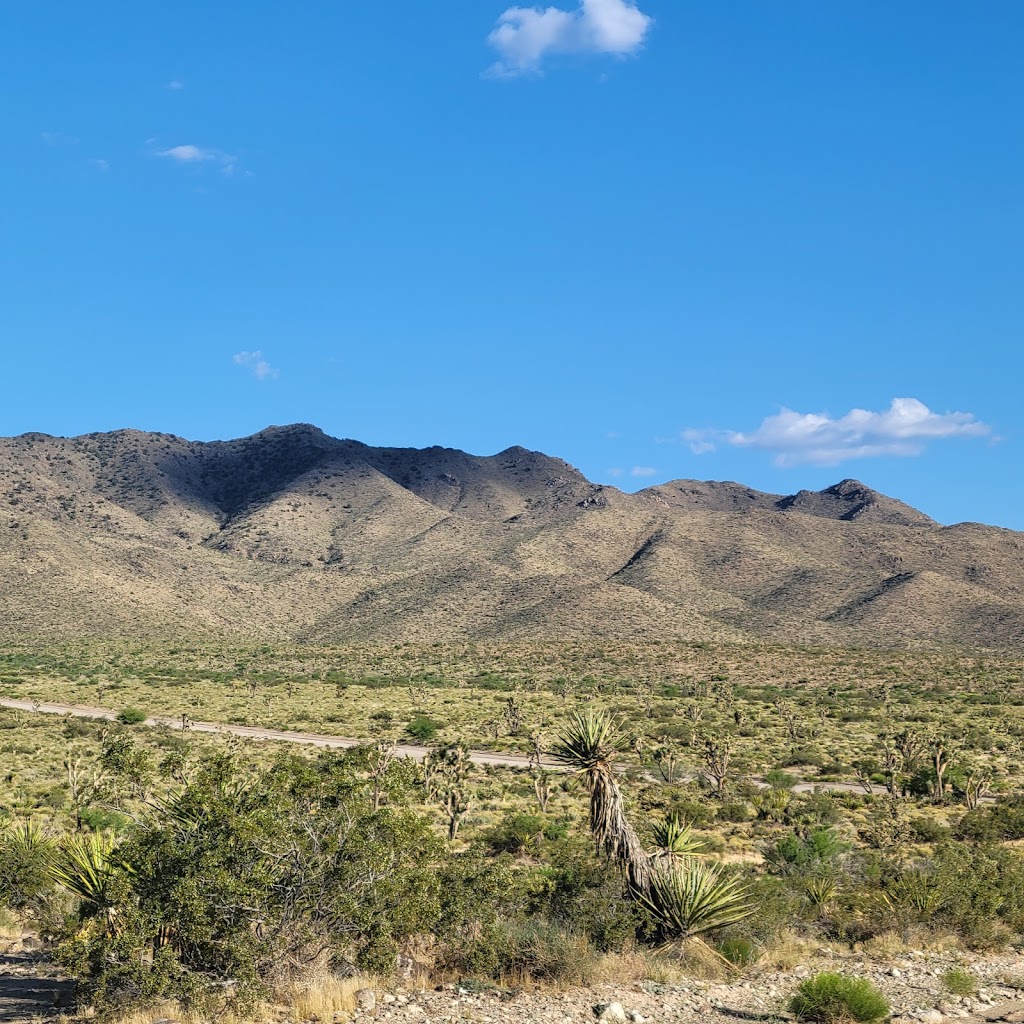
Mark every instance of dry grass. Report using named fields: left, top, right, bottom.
left=271, top=975, right=371, bottom=1022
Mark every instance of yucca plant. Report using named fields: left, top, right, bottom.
left=49, top=832, right=132, bottom=936
left=551, top=708, right=651, bottom=894
left=0, top=822, right=57, bottom=909
left=803, top=876, right=838, bottom=919
left=651, top=815, right=704, bottom=863
left=634, top=859, right=755, bottom=943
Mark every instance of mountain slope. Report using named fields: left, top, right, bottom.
left=1, top=425, right=1022, bottom=650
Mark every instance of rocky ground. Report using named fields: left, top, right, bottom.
left=2, top=932, right=1024, bottom=1023
left=354, top=950, right=1024, bottom=1024
left=0, top=946, right=73, bottom=1023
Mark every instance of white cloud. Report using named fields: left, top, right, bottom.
left=156, top=144, right=238, bottom=173
left=486, top=0, right=652, bottom=76
left=630, top=465, right=657, bottom=477
left=683, top=398, right=992, bottom=467
left=166, top=80, right=185, bottom=90
left=607, top=467, right=624, bottom=478
left=233, top=351, right=279, bottom=381
left=88, top=158, right=110, bottom=171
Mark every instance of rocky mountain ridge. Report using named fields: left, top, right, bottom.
left=1, top=424, right=1022, bottom=649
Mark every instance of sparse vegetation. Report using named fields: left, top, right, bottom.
left=1, top=639, right=1024, bottom=1018
left=789, top=973, right=890, bottom=1023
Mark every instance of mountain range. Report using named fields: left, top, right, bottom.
left=1, top=424, right=1022, bottom=650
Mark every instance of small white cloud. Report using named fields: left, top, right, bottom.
left=158, top=144, right=215, bottom=163
left=630, top=466, right=657, bottom=477
left=486, top=0, right=652, bottom=77
left=41, top=131, right=78, bottom=147
left=166, top=80, right=185, bottom=90
left=607, top=467, right=624, bottom=478
left=233, top=351, right=279, bottom=381
left=157, top=144, right=239, bottom=173
left=684, top=398, right=992, bottom=467
left=88, top=158, right=110, bottom=171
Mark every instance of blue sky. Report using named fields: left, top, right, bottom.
left=2, top=1, right=1022, bottom=528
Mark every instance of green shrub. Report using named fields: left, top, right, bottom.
left=444, top=918, right=596, bottom=983
left=942, top=968, right=976, bottom=996
left=910, top=816, right=950, bottom=844
left=789, top=973, right=890, bottom=1023
left=406, top=716, right=440, bottom=741
left=718, top=936, right=759, bottom=966
left=116, top=707, right=147, bottom=725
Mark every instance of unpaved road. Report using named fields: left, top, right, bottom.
left=0, top=696, right=536, bottom=769
left=0, top=696, right=902, bottom=795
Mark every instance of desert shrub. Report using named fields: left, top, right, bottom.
left=789, top=973, right=890, bottom=1023
left=483, top=812, right=566, bottom=856
left=909, top=816, right=949, bottom=844
left=116, top=707, right=147, bottom=725
left=718, top=801, right=752, bottom=823
left=536, top=837, right=642, bottom=952
left=718, top=936, right=759, bottom=966
left=446, top=918, right=596, bottom=983
left=956, top=796, right=1024, bottom=842
left=52, top=752, right=446, bottom=1010
left=406, top=716, right=440, bottom=741
left=765, top=770, right=797, bottom=790
left=766, top=827, right=848, bottom=875
left=942, top=968, right=976, bottom=996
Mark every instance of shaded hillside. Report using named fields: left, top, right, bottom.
left=1, top=425, right=1022, bottom=650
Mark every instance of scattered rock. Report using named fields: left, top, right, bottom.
left=355, top=988, right=376, bottom=1012
left=593, top=1002, right=627, bottom=1022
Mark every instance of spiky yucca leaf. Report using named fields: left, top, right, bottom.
left=551, top=708, right=623, bottom=772
left=50, top=833, right=131, bottom=934
left=1, top=821, right=57, bottom=859
left=637, top=860, right=755, bottom=940
left=652, top=816, right=704, bottom=862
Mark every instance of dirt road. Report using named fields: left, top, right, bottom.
left=0, top=696, right=535, bottom=769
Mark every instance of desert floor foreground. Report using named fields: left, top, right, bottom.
left=3, top=932, right=1024, bottom=1024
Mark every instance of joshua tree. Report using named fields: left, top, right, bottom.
left=930, top=735, right=954, bottom=801
left=529, top=732, right=552, bottom=813
left=551, top=708, right=651, bottom=895
left=424, top=744, right=472, bottom=841
left=963, top=763, right=993, bottom=810
left=700, top=737, right=732, bottom=798
left=502, top=695, right=525, bottom=736
left=368, top=739, right=397, bottom=812
left=894, top=728, right=925, bottom=774
left=652, top=737, right=683, bottom=783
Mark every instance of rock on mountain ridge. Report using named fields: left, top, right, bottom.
left=1, top=424, right=1022, bottom=650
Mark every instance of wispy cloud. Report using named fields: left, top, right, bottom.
left=88, top=158, right=110, bottom=172
left=486, top=0, right=652, bottom=77
left=233, top=351, right=279, bottom=381
left=156, top=144, right=238, bottom=175
left=166, top=80, right=185, bottom=90
left=683, top=398, right=992, bottom=467
left=630, top=465, right=657, bottom=477
left=40, top=131, right=78, bottom=147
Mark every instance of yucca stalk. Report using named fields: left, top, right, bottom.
left=634, top=859, right=755, bottom=942
left=49, top=832, right=131, bottom=935
left=651, top=815, right=704, bottom=863
left=552, top=708, right=651, bottom=894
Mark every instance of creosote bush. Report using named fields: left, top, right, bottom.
left=789, top=973, right=890, bottom=1023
